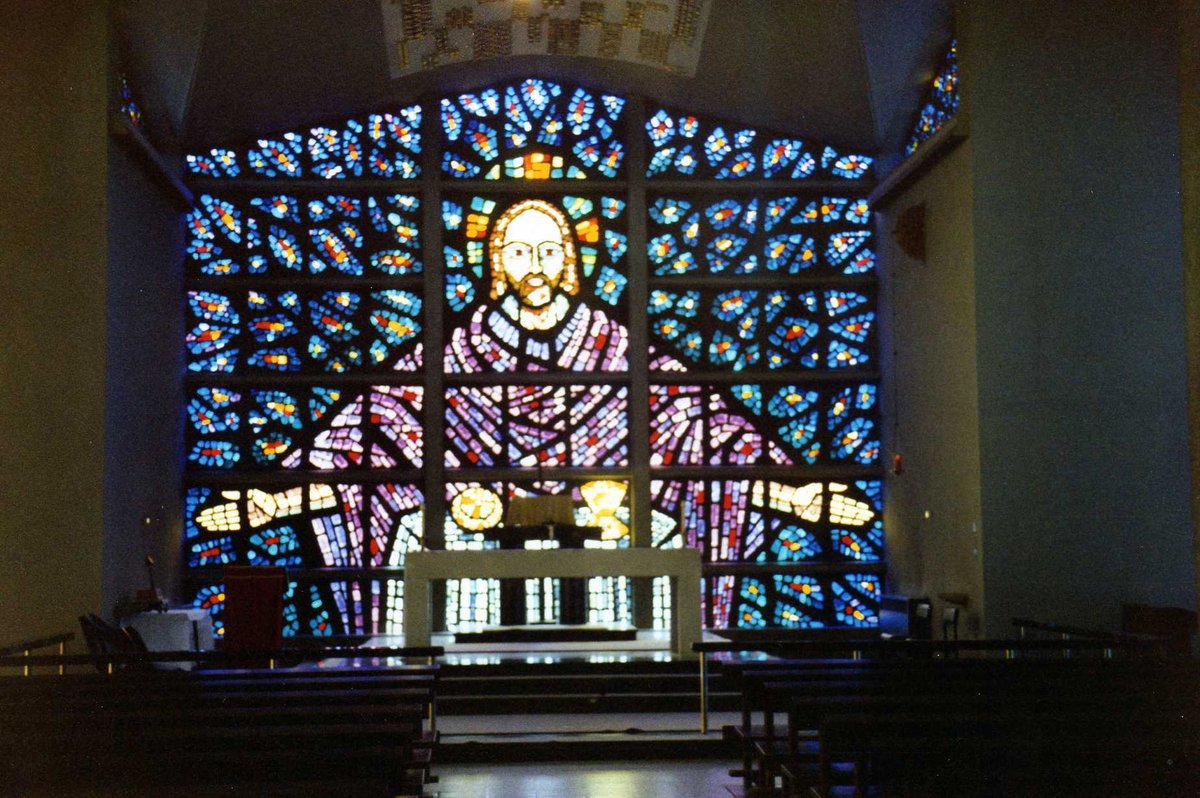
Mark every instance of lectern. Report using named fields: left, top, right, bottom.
left=486, top=495, right=600, bottom=625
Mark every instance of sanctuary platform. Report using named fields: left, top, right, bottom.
left=320, top=630, right=742, bottom=763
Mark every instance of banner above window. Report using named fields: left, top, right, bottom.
left=381, top=0, right=713, bottom=77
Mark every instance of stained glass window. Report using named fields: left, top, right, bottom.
left=187, top=193, right=422, bottom=279
left=185, top=106, right=422, bottom=179
left=445, top=385, right=629, bottom=469
left=118, top=75, right=143, bottom=130
left=185, top=483, right=423, bottom=636
left=646, top=109, right=874, bottom=181
left=648, top=383, right=878, bottom=467
left=186, top=385, right=424, bottom=470
left=650, top=480, right=882, bottom=627
left=442, top=480, right=633, bottom=631
left=185, top=289, right=423, bottom=375
left=906, top=39, right=960, bottom=155
left=182, top=77, right=883, bottom=637
left=647, top=290, right=875, bottom=371
left=441, top=80, right=626, bottom=180
left=442, top=193, right=630, bottom=373
left=647, top=195, right=874, bottom=277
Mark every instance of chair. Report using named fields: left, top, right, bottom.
left=912, top=601, right=933, bottom=640
left=78, top=614, right=149, bottom=672
left=942, top=606, right=960, bottom=641
left=222, top=566, right=286, bottom=665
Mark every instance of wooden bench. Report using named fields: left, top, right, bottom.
left=0, top=648, right=443, bottom=797
left=716, top=650, right=1198, bottom=796
left=813, top=704, right=1200, bottom=797
left=792, top=661, right=1200, bottom=797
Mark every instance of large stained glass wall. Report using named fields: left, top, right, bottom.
left=181, top=78, right=883, bottom=638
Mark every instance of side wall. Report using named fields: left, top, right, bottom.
left=967, top=0, right=1194, bottom=635
left=880, top=139, right=985, bottom=636
left=1182, top=0, right=1200, bottom=614
left=102, top=133, right=186, bottom=618
left=0, top=2, right=109, bottom=642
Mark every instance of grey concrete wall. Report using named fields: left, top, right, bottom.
left=0, top=1, right=108, bottom=642
left=1181, top=0, right=1200, bottom=616
left=102, top=134, right=186, bottom=619
left=966, top=0, right=1193, bottom=635
left=880, top=139, right=985, bottom=636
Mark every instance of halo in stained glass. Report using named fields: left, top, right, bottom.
left=451, top=486, right=505, bottom=531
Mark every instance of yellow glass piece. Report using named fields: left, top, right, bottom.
left=574, top=219, right=599, bottom=243
left=467, top=240, right=483, bottom=264
left=828, top=483, right=873, bottom=527
left=580, top=480, right=629, bottom=540
left=245, top=487, right=303, bottom=528
left=198, top=500, right=241, bottom=533
left=309, top=483, right=337, bottom=511
left=451, top=486, right=504, bottom=531
left=465, top=213, right=490, bottom=239
left=754, top=481, right=823, bottom=522
left=511, top=152, right=554, bottom=179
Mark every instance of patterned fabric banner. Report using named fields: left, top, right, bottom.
left=381, top=0, right=712, bottom=77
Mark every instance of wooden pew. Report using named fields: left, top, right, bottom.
left=714, top=645, right=1192, bottom=796
left=814, top=703, right=1200, bottom=797
left=792, top=661, right=1200, bottom=797
left=0, top=647, right=443, bottom=797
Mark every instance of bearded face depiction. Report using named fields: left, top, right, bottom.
left=489, top=199, right=580, bottom=332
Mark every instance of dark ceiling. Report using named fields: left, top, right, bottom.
left=118, top=0, right=953, bottom=162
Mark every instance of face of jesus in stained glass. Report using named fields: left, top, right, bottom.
left=489, top=199, right=579, bottom=331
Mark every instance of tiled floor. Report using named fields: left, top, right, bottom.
left=433, top=759, right=740, bottom=798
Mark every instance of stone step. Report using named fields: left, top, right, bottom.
left=439, top=671, right=722, bottom=695
left=439, top=690, right=739, bottom=715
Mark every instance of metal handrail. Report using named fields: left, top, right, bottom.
left=0, top=632, right=75, bottom=676
left=0, top=632, right=75, bottom=657
left=1011, top=616, right=1151, bottom=641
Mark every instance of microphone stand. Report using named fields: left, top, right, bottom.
left=145, top=555, right=166, bottom=612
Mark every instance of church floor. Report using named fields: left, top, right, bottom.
left=432, top=759, right=741, bottom=798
